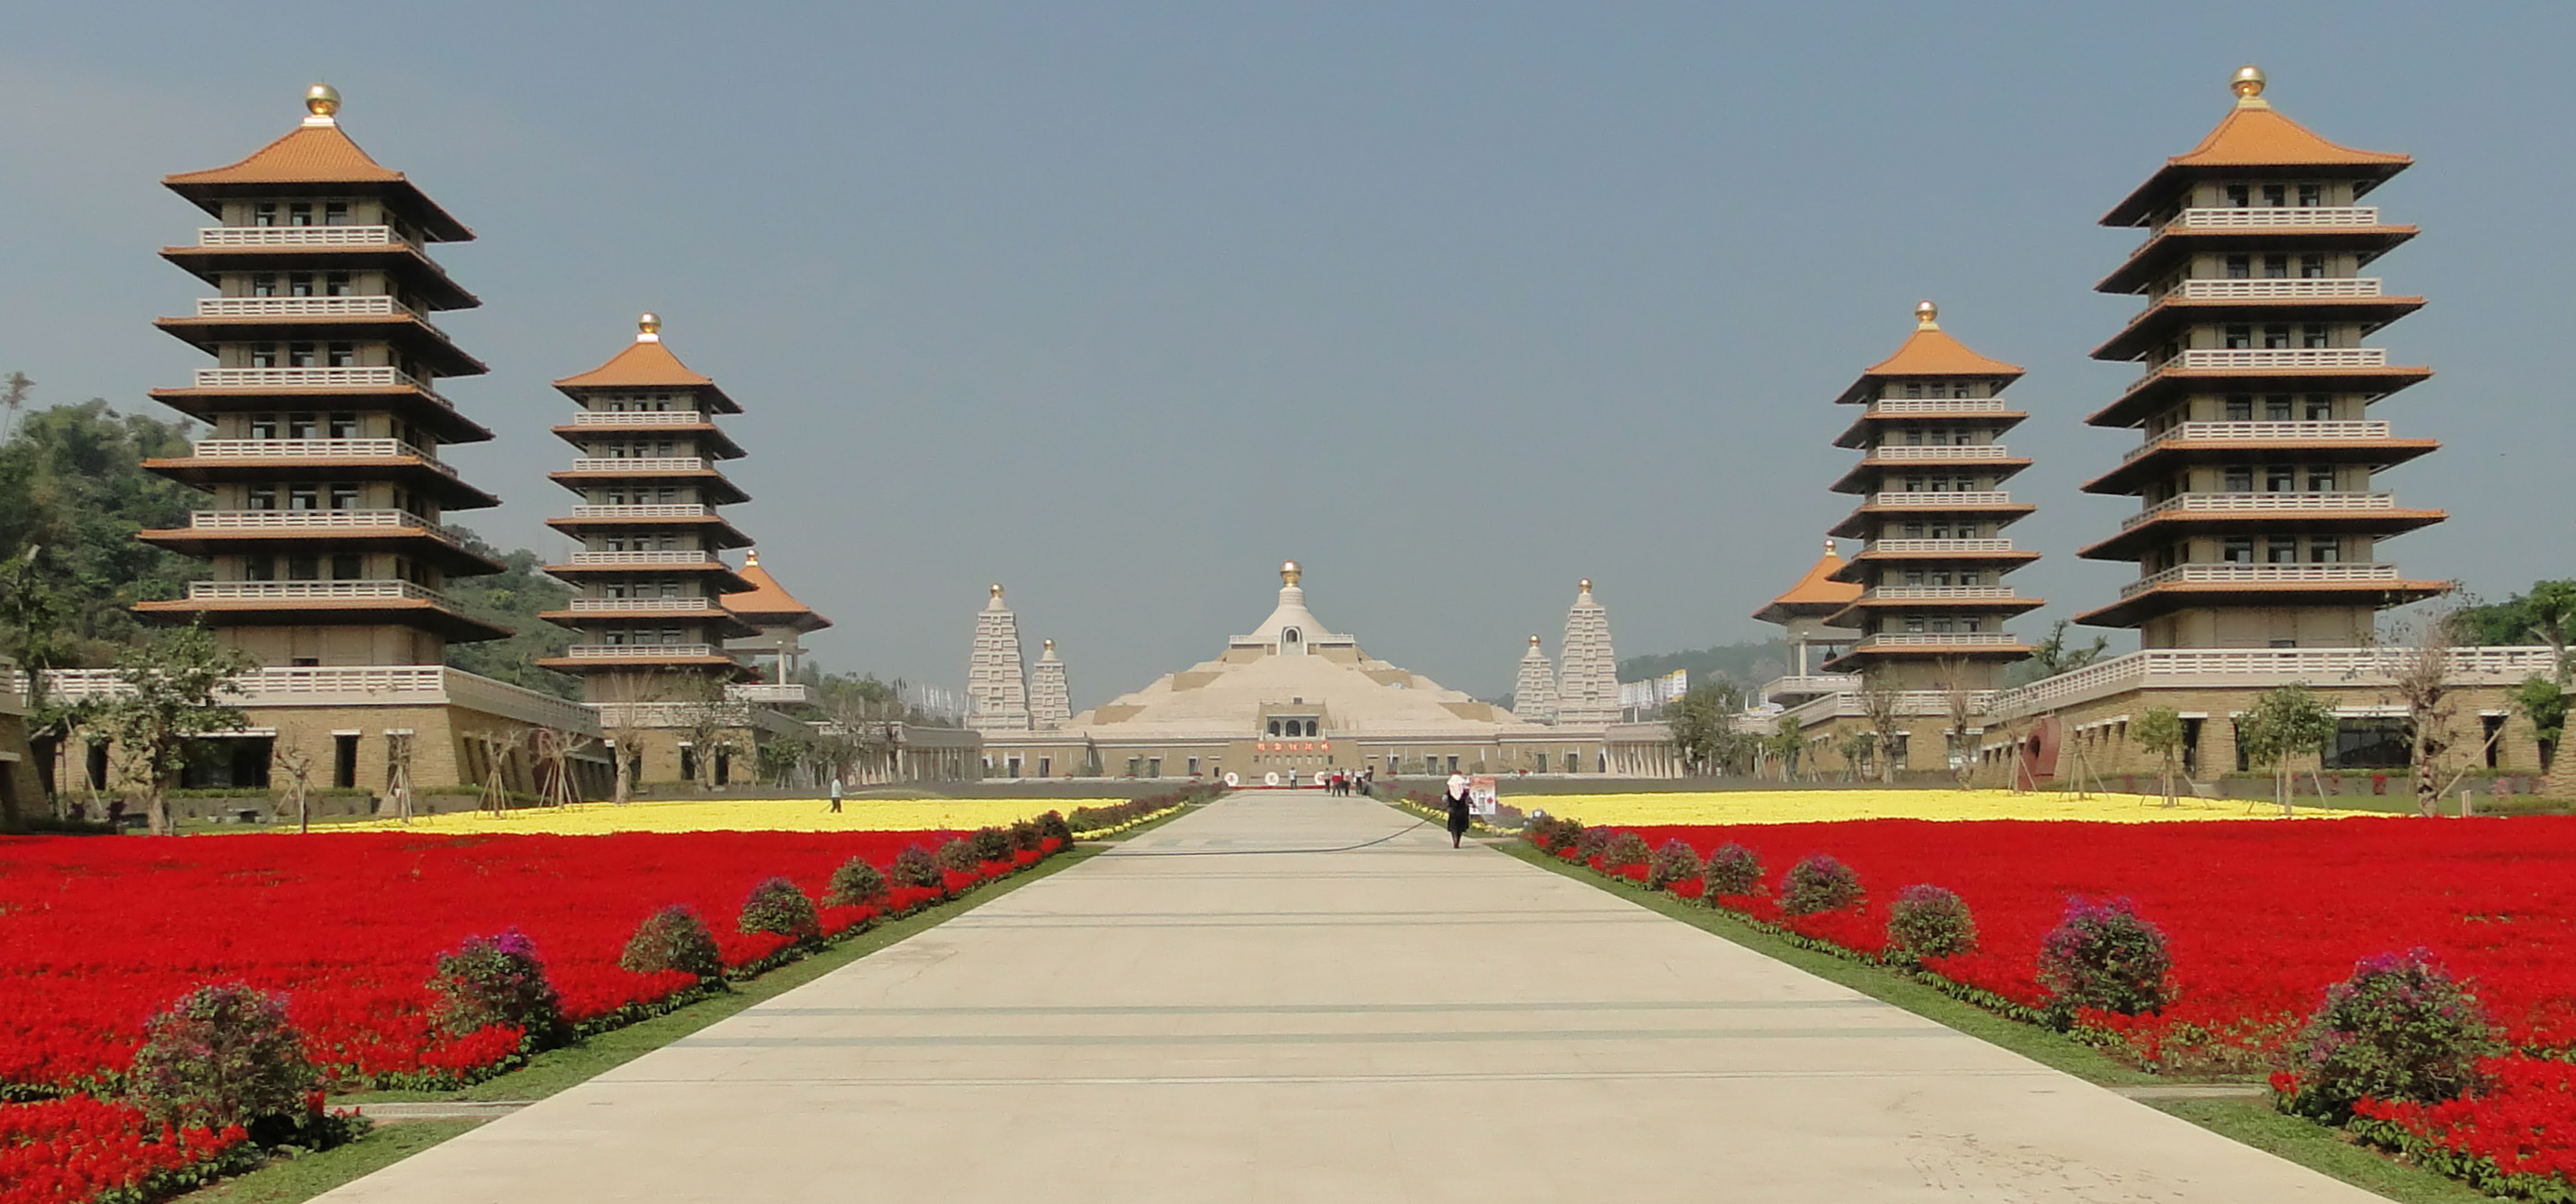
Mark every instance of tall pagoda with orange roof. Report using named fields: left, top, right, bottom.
left=538, top=315, right=758, bottom=699
left=138, top=83, right=509, bottom=663
left=1749, top=540, right=1862, bottom=706
left=1819, top=302, right=2042, bottom=690
left=723, top=548, right=833, bottom=698
left=2076, top=66, right=2447, bottom=646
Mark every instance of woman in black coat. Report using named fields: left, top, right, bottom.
left=1444, top=774, right=1473, bottom=848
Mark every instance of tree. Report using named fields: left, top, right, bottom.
left=2510, top=677, right=2567, bottom=774
left=2389, top=610, right=2461, bottom=818
left=272, top=740, right=315, bottom=834
left=666, top=675, right=744, bottom=792
left=1664, top=682, right=1748, bottom=777
left=2132, top=707, right=2187, bottom=809
left=78, top=624, right=255, bottom=835
left=2236, top=682, right=2339, bottom=817
left=1859, top=675, right=1908, bottom=784
left=1765, top=716, right=1806, bottom=782
left=2008, top=621, right=2110, bottom=685
left=1833, top=729, right=1878, bottom=783
left=1935, top=657, right=1980, bottom=788
left=439, top=535, right=579, bottom=699
left=2453, top=580, right=2576, bottom=685
left=0, top=399, right=202, bottom=665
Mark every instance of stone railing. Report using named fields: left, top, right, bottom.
left=1867, top=397, right=2009, bottom=414
left=187, top=579, right=454, bottom=604
left=594, top=701, right=753, bottom=729
left=564, top=597, right=722, bottom=612
left=42, top=666, right=599, bottom=735
left=561, top=550, right=719, bottom=566
left=1864, top=585, right=2021, bottom=599
left=2124, top=420, right=2391, bottom=461
left=188, top=510, right=465, bottom=545
left=566, top=458, right=708, bottom=474
left=727, top=682, right=814, bottom=704
left=2137, top=347, right=2388, bottom=386
left=1865, top=538, right=2018, bottom=554
left=2118, top=562, right=2401, bottom=598
left=1760, top=674, right=1859, bottom=701
left=2166, top=207, right=2379, bottom=231
left=1850, top=631, right=2020, bottom=648
left=2122, top=492, right=2395, bottom=530
left=196, top=295, right=410, bottom=317
left=1783, top=689, right=1993, bottom=727
left=1869, top=491, right=2016, bottom=508
left=191, top=438, right=457, bottom=477
left=1868, top=443, right=2012, bottom=461
left=568, top=410, right=706, bottom=427
left=561, top=644, right=718, bottom=659
left=566, top=504, right=711, bottom=520
left=197, top=225, right=403, bottom=247
left=2169, top=277, right=2383, bottom=301
left=1986, top=645, right=2563, bottom=721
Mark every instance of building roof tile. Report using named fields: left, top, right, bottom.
left=164, top=124, right=405, bottom=186
left=1753, top=543, right=1863, bottom=623
left=723, top=549, right=832, bottom=630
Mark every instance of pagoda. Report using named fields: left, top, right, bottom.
left=1029, top=640, right=1072, bottom=731
left=1513, top=635, right=1557, bottom=724
left=1750, top=540, right=1862, bottom=706
left=722, top=548, right=833, bottom=702
left=538, top=315, right=757, bottom=704
left=1820, top=302, right=2042, bottom=690
left=138, top=83, right=508, bottom=663
left=1554, top=580, right=1618, bottom=728
left=965, top=585, right=1032, bottom=732
left=2075, top=66, right=2447, bottom=645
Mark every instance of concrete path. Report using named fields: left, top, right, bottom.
left=318, top=794, right=2387, bottom=1202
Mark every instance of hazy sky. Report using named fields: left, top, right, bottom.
left=3, top=2, right=2568, bottom=702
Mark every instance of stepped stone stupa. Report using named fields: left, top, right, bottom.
left=965, top=585, right=1031, bottom=732
left=1029, top=639, right=1072, bottom=731
left=1512, top=634, right=1558, bottom=724
left=1554, top=580, right=1619, bottom=727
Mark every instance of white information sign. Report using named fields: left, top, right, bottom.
left=1468, top=775, right=1499, bottom=816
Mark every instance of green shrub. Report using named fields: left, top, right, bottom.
left=823, top=857, right=888, bottom=907
left=934, top=837, right=980, bottom=873
left=1575, top=826, right=1615, bottom=861
left=1645, top=840, right=1702, bottom=891
left=618, top=905, right=722, bottom=978
left=737, top=877, right=821, bottom=942
left=1599, top=830, right=1650, bottom=871
left=128, top=983, right=317, bottom=1131
left=1008, top=818, right=1045, bottom=852
left=891, top=844, right=945, bottom=890
left=2283, top=948, right=2500, bottom=1122
left=1780, top=854, right=1864, bottom=916
left=428, top=930, right=562, bottom=1040
left=2036, top=897, right=2171, bottom=1023
left=1037, top=811, right=1075, bottom=844
left=971, top=826, right=1012, bottom=862
left=1699, top=844, right=1763, bottom=898
left=1884, top=885, right=1978, bottom=959
left=1528, top=815, right=1584, bottom=851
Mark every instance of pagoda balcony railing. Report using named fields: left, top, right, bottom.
left=1854, top=631, right=2018, bottom=647
left=596, top=701, right=751, bottom=728
left=1987, top=644, right=2558, bottom=721
left=1864, top=538, right=2017, bottom=554
left=566, top=457, right=708, bottom=474
left=567, top=503, right=711, bottom=520
left=2167, top=277, right=2384, bottom=301
left=191, top=366, right=447, bottom=403
left=1867, top=397, right=2008, bottom=414
left=42, top=665, right=598, bottom=734
left=1869, top=491, right=2016, bottom=508
left=1783, top=689, right=1995, bottom=727
left=727, top=682, right=814, bottom=704
left=562, top=550, right=716, bottom=566
left=188, top=509, right=464, bottom=545
left=2123, top=420, right=2392, bottom=461
left=2122, top=491, right=2395, bottom=529
left=1866, top=443, right=2011, bottom=461
left=563, top=643, right=717, bottom=660
left=2164, top=207, right=2379, bottom=232
left=2135, top=347, right=2387, bottom=385
left=569, top=410, right=706, bottom=427
left=191, top=438, right=457, bottom=478
left=196, top=225, right=404, bottom=248
left=566, top=596, right=721, bottom=612
left=2118, top=561, right=2402, bottom=598
left=186, top=579, right=455, bottom=605
left=192, top=294, right=443, bottom=330
left=1864, top=585, right=2021, bottom=600
left=1761, top=673, right=1860, bottom=700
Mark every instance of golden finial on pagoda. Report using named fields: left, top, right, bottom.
left=1281, top=560, right=1302, bottom=586
left=989, top=583, right=1004, bottom=599
left=1823, top=537, right=1838, bottom=554
left=1915, top=299, right=1940, bottom=330
left=303, top=83, right=342, bottom=126
left=2233, top=65, right=2268, bottom=108
left=1044, top=638, right=1056, bottom=651
left=1529, top=634, right=1543, bottom=647
left=1580, top=578, right=1593, bottom=593
left=744, top=547, right=761, bottom=567
left=636, top=312, right=661, bottom=343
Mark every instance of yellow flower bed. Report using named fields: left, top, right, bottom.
left=1502, top=788, right=2388, bottom=827
left=328, top=796, right=1126, bottom=836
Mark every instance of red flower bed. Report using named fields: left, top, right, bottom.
left=1539, top=814, right=2576, bottom=1195
left=0, top=829, right=1058, bottom=1096
left=0, top=1095, right=248, bottom=1204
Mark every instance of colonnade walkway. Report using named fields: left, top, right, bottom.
left=319, top=794, right=2384, bottom=1202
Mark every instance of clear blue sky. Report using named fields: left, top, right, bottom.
left=2, top=2, right=2568, bottom=701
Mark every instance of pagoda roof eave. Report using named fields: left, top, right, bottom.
left=2082, top=437, right=2440, bottom=494
left=2089, top=295, right=2424, bottom=361
left=2075, top=577, right=2451, bottom=629
left=2086, top=364, right=2434, bottom=428
left=1832, top=409, right=2027, bottom=448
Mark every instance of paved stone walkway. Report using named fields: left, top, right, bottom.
left=319, top=794, right=2386, bottom=1202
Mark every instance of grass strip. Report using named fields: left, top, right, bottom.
left=174, top=1120, right=485, bottom=1203
left=1491, top=837, right=2487, bottom=1204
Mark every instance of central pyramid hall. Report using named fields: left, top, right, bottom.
left=979, top=563, right=1603, bottom=782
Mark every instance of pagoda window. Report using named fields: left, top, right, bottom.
left=2222, top=537, right=2255, bottom=563
left=243, top=555, right=275, bottom=581
left=252, top=203, right=278, bottom=227
left=2298, top=183, right=2324, bottom=208
left=247, top=485, right=277, bottom=510
left=2305, top=394, right=2335, bottom=420
left=2223, top=325, right=2253, bottom=349
left=289, top=274, right=317, bottom=298
left=2262, top=184, right=2287, bottom=207
left=288, top=342, right=319, bottom=367
left=329, top=484, right=360, bottom=510
left=1929, top=569, right=1954, bottom=586
left=2224, top=394, right=2254, bottom=421
left=248, top=343, right=281, bottom=368
left=2224, top=183, right=2250, bottom=208
left=2262, top=325, right=2292, bottom=349
left=2302, top=326, right=2331, bottom=349
left=288, top=413, right=317, bottom=439
left=287, top=485, right=320, bottom=510
left=1902, top=383, right=1925, bottom=398
left=2310, top=466, right=2339, bottom=492
left=323, top=202, right=351, bottom=226
left=286, top=203, right=315, bottom=226
left=250, top=274, right=279, bottom=297
left=248, top=413, right=279, bottom=439
left=1903, top=569, right=1926, bottom=586
left=2265, top=395, right=2293, bottom=421
left=1903, top=615, right=1927, bottom=634
left=324, top=272, right=352, bottom=296
left=2310, top=540, right=2343, bottom=563
left=2223, top=466, right=2254, bottom=493
left=330, top=554, right=362, bottom=579
left=2267, top=538, right=2299, bottom=564
left=2224, top=255, right=2251, bottom=279
left=2262, top=255, right=2290, bottom=279
left=2300, top=254, right=2327, bottom=278
left=1902, top=522, right=1925, bottom=538
left=327, top=411, right=358, bottom=438
left=1902, top=427, right=1925, bottom=445
left=286, top=554, right=320, bottom=581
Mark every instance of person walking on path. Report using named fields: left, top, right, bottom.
left=1444, top=773, right=1473, bottom=848
left=828, top=776, right=844, bottom=813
